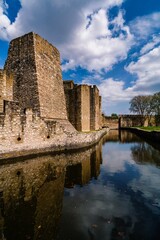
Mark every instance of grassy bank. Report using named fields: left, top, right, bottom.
left=136, top=126, right=160, bottom=131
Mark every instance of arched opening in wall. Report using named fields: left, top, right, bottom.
left=47, top=135, right=50, bottom=139
left=23, top=108, right=26, bottom=114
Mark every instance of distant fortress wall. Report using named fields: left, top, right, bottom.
left=102, top=114, right=119, bottom=129
left=102, top=115, right=156, bottom=129
left=119, top=115, right=156, bottom=128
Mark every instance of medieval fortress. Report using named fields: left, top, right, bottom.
left=0, top=32, right=104, bottom=155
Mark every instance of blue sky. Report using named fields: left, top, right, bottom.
left=0, top=0, right=160, bottom=115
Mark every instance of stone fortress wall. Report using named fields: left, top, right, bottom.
left=0, top=32, right=103, bottom=151
left=102, top=114, right=156, bottom=129
left=63, top=81, right=102, bottom=132
left=119, top=115, right=156, bottom=128
left=101, top=114, right=119, bottom=129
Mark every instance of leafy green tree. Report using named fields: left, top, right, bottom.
left=111, top=113, right=118, bottom=119
left=151, top=92, right=160, bottom=125
left=129, top=95, right=153, bottom=125
left=152, top=92, right=160, bottom=115
left=129, top=95, right=152, bottom=115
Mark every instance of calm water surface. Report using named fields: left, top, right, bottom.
left=0, top=130, right=160, bottom=240
left=56, top=130, right=160, bottom=240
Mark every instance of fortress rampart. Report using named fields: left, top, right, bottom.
left=0, top=32, right=106, bottom=157
left=102, top=114, right=119, bottom=129
left=0, top=33, right=76, bottom=150
left=119, top=115, right=156, bottom=128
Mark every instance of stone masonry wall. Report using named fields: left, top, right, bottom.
left=99, top=96, right=102, bottom=128
left=63, top=81, right=77, bottom=129
left=64, top=81, right=102, bottom=132
left=102, top=114, right=119, bottom=129
left=4, top=33, right=40, bottom=115
left=4, top=32, right=67, bottom=120
left=0, top=70, right=4, bottom=112
left=0, top=70, right=13, bottom=112
left=0, top=101, right=68, bottom=149
left=75, top=85, right=82, bottom=131
left=90, top=85, right=100, bottom=130
left=0, top=32, right=106, bottom=153
left=0, top=32, right=77, bottom=149
left=119, top=115, right=154, bottom=128
left=34, top=33, right=67, bottom=119
left=80, top=85, right=90, bottom=131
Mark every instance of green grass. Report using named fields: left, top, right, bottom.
left=137, top=126, right=160, bottom=131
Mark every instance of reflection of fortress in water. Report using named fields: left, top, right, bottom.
left=0, top=140, right=103, bottom=240
left=65, top=142, right=102, bottom=187
left=131, top=142, right=160, bottom=167
left=103, top=129, right=141, bottom=143
left=0, top=130, right=159, bottom=239
left=104, top=130, right=160, bottom=166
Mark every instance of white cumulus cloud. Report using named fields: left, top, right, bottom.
left=0, top=2, right=10, bottom=40
left=140, top=34, right=160, bottom=55
left=61, top=8, right=133, bottom=72
left=0, top=0, right=134, bottom=72
left=126, top=45, right=160, bottom=92
left=129, top=12, right=160, bottom=39
left=82, top=77, right=137, bottom=114
left=1, top=0, right=160, bottom=115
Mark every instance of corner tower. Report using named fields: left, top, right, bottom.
left=4, top=32, right=67, bottom=119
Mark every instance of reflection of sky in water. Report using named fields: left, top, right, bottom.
left=56, top=140, right=160, bottom=240
left=129, top=164, right=160, bottom=207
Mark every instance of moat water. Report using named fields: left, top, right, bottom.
left=0, top=130, right=160, bottom=240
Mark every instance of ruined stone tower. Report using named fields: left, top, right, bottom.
left=4, top=32, right=67, bottom=120
left=64, top=81, right=102, bottom=132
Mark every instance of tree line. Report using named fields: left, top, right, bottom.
left=129, top=92, right=160, bottom=126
